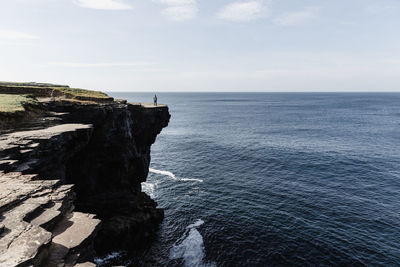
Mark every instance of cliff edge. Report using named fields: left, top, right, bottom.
left=0, top=83, right=170, bottom=266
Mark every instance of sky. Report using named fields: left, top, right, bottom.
left=0, top=0, right=400, bottom=92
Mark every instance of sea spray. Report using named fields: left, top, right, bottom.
left=141, top=182, right=156, bottom=198
left=170, top=219, right=215, bottom=267
left=94, top=251, right=128, bottom=266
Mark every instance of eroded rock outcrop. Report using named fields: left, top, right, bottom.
left=0, top=92, right=170, bottom=266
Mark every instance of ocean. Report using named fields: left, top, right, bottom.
left=102, top=93, right=400, bottom=266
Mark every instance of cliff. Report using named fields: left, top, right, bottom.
left=0, top=84, right=170, bottom=266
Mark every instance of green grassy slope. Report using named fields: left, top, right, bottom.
left=0, top=94, right=40, bottom=114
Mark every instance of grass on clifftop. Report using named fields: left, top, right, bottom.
left=0, top=82, right=111, bottom=102
left=0, top=94, right=40, bottom=114
left=0, top=81, right=68, bottom=88
left=57, top=87, right=109, bottom=99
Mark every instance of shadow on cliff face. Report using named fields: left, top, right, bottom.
left=0, top=87, right=169, bottom=266
left=59, top=101, right=170, bottom=255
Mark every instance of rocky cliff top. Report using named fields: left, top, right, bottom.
left=0, top=83, right=170, bottom=266
left=0, top=82, right=112, bottom=103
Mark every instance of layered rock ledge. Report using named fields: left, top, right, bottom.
left=0, top=85, right=170, bottom=266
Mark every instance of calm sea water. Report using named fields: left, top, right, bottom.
left=104, top=93, right=400, bottom=266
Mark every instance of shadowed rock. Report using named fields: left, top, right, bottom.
left=0, top=84, right=170, bottom=266
left=45, top=212, right=101, bottom=266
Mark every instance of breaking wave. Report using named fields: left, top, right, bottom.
left=170, top=219, right=215, bottom=267
left=150, top=168, right=203, bottom=183
left=141, top=182, right=155, bottom=198
left=149, top=168, right=176, bottom=179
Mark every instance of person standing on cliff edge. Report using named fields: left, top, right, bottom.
left=154, top=94, right=158, bottom=106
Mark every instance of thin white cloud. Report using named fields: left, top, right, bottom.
left=366, top=4, right=395, bottom=14
left=274, top=7, right=319, bottom=26
left=49, top=62, right=152, bottom=67
left=162, top=5, right=197, bottom=21
left=155, top=0, right=198, bottom=21
left=217, top=1, right=268, bottom=22
left=0, top=30, right=38, bottom=40
left=73, top=0, right=132, bottom=10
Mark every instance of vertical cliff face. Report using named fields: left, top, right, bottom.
left=0, top=97, right=170, bottom=266
left=60, top=102, right=170, bottom=252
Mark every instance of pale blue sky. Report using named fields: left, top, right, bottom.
left=1, top=0, right=399, bottom=92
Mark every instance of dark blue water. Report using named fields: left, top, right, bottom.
left=108, top=93, right=400, bottom=266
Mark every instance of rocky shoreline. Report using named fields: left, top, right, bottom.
left=0, top=86, right=170, bottom=266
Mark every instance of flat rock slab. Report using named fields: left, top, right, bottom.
left=0, top=225, right=52, bottom=266
left=53, top=212, right=100, bottom=249
left=30, top=203, right=62, bottom=229
left=0, top=123, right=92, bottom=163
left=0, top=171, right=59, bottom=212
left=129, top=102, right=168, bottom=108
left=74, top=262, right=96, bottom=267
left=0, top=171, right=76, bottom=266
left=46, top=212, right=101, bottom=266
left=52, top=212, right=100, bottom=250
left=0, top=123, right=93, bottom=174
left=0, top=123, right=92, bottom=149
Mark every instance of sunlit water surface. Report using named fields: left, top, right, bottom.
left=102, top=93, right=400, bottom=266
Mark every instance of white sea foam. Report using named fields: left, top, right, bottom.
left=181, top=178, right=204, bottom=183
left=170, top=219, right=216, bottom=267
left=94, top=251, right=122, bottom=265
left=141, top=182, right=155, bottom=198
left=149, top=168, right=177, bottom=179
left=187, top=219, right=205, bottom=228
left=150, top=168, right=204, bottom=183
